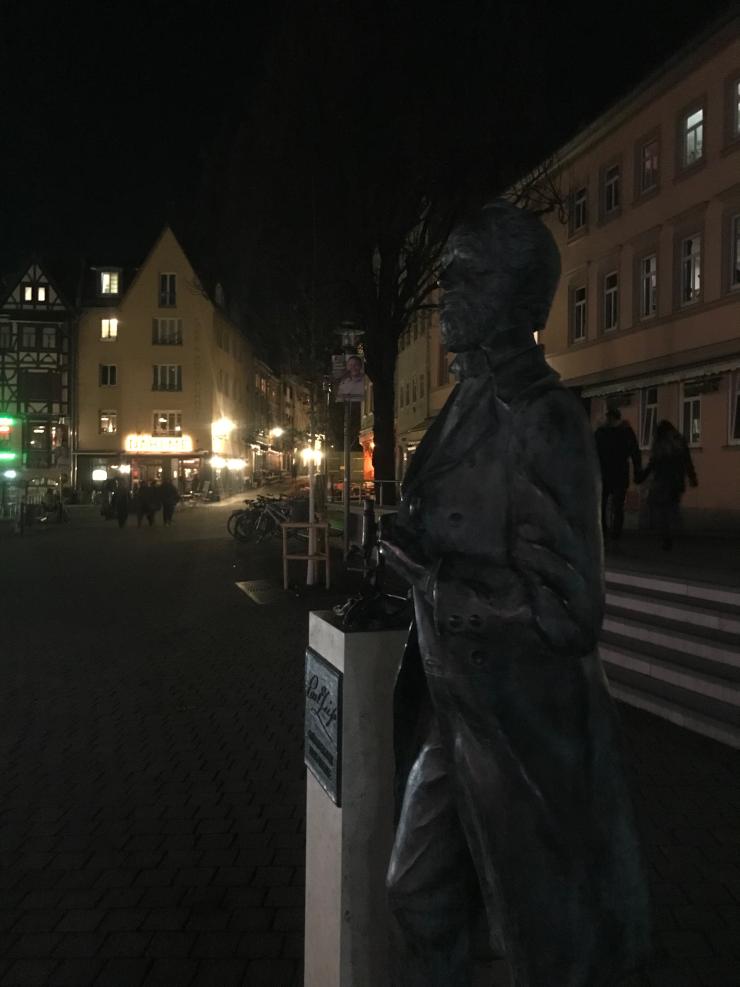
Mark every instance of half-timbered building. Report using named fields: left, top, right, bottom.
left=0, top=261, right=74, bottom=504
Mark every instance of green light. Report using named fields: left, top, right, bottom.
left=0, top=417, right=15, bottom=427
left=0, top=452, right=17, bottom=461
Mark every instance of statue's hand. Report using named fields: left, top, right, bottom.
left=378, top=539, right=432, bottom=594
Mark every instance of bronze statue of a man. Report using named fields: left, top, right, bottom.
left=380, top=201, right=650, bottom=986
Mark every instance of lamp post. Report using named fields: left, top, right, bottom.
left=336, top=322, right=364, bottom=560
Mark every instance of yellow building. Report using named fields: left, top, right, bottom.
left=542, top=12, right=740, bottom=526
left=75, top=227, right=255, bottom=497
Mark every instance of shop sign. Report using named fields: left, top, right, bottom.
left=124, top=433, right=194, bottom=454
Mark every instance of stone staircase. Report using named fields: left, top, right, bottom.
left=601, top=567, right=740, bottom=748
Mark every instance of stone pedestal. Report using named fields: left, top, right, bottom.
left=304, top=611, right=407, bottom=987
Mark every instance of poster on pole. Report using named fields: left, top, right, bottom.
left=332, top=353, right=365, bottom=402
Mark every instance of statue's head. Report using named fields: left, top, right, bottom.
left=438, top=199, right=561, bottom=352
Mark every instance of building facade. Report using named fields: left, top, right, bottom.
left=542, top=13, right=740, bottom=526
left=0, top=262, right=73, bottom=511
left=75, top=227, right=255, bottom=497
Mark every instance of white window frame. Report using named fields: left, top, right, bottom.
left=682, top=107, right=704, bottom=167
left=99, top=410, right=118, bottom=434
left=681, top=388, right=701, bottom=447
left=639, top=254, right=657, bottom=319
left=571, top=187, right=587, bottom=231
left=729, top=370, right=740, bottom=445
left=680, top=235, right=702, bottom=306
left=152, top=364, right=182, bottom=391
left=603, top=271, right=619, bottom=331
left=734, top=79, right=740, bottom=138
left=640, top=140, right=659, bottom=192
left=21, top=325, right=36, bottom=348
left=100, top=270, right=119, bottom=295
left=604, top=165, right=620, bottom=214
left=153, top=317, right=183, bottom=345
left=640, top=386, right=658, bottom=449
left=731, top=214, right=740, bottom=292
left=572, top=285, right=587, bottom=341
left=100, top=364, right=117, bottom=387
left=159, top=273, right=177, bottom=307
left=152, top=410, right=182, bottom=436
left=100, top=318, right=118, bottom=341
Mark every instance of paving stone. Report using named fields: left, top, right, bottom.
left=95, top=957, right=152, bottom=985
left=189, top=959, right=249, bottom=987
left=0, top=959, right=59, bottom=986
left=55, top=910, right=105, bottom=933
left=98, top=910, right=147, bottom=933
left=7, top=933, right=63, bottom=958
left=47, top=959, right=103, bottom=985
left=144, top=931, right=192, bottom=958
left=245, top=958, right=297, bottom=985
left=143, top=958, right=198, bottom=986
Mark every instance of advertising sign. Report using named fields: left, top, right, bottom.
left=332, top=353, right=365, bottom=403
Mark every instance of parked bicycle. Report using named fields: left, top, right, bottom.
left=228, top=494, right=314, bottom=544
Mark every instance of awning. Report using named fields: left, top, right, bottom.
left=580, top=356, right=740, bottom=399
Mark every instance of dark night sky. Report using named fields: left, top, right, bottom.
left=0, top=0, right=736, bottom=282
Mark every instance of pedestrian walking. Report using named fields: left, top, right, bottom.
left=159, top=478, right=180, bottom=525
left=594, top=407, right=641, bottom=543
left=112, top=482, right=131, bottom=528
left=133, top=481, right=145, bottom=527
left=640, top=419, right=698, bottom=550
left=139, top=480, right=161, bottom=527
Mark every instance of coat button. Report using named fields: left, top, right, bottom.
left=470, top=651, right=485, bottom=667
left=448, top=512, right=462, bottom=526
left=447, top=614, right=463, bottom=631
left=468, top=614, right=482, bottom=628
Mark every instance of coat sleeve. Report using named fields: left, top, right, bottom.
left=431, top=390, right=604, bottom=657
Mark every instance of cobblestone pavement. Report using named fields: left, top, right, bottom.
left=1, top=504, right=739, bottom=986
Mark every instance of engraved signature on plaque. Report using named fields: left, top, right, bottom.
left=304, top=647, right=342, bottom=806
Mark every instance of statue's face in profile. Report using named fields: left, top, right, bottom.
left=438, top=234, right=504, bottom=352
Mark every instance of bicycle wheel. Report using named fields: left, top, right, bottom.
left=227, top=509, right=247, bottom=537
left=235, top=512, right=258, bottom=542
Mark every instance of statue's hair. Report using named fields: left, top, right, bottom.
left=450, top=199, right=561, bottom=332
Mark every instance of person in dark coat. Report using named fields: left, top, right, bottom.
left=640, top=419, right=698, bottom=550
left=159, top=478, right=180, bottom=525
left=379, top=201, right=650, bottom=987
left=594, top=407, right=641, bottom=542
left=111, top=482, right=130, bottom=528
left=139, top=480, right=161, bottom=527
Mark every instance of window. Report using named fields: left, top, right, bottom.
left=152, top=411, right=182, bottom=435
left=405, top=382, right=410, bottom=406
left=734, top=79, right=740, bottom=139
left=682, top=107, right=704, bottom=167
left=570, top=187, right=587, bottom=233
left=399, top=384, right=405, bottom=409
left=682, top=390, right=701, bottom=446
left=419, top=373, right=425, bottom=398
left=639, top=254, right=657, bottom=318
left=603, top=272, right=619, bottom=331
left=41, top=326, right=57, bottom=349
left=152, top=317, right=183, bottom=345
left=571, top=285, right=587, bottom=341
left=37, top=286, right=47, bottom=302
left=100, top=270, right=119, bottom=294
left=0, top=323, right=14, bottom=349
left=159, top=273, right=176, bottom=306
left=100, top=364, right=117, bottom=386
left=640, top=387, right=658, bottom=448
left=99, top=410, right=117, bottom=434
left=731, top=215, right=740, bottom=290
left=21, top=326, right=36, bottom=348
left=680, top=235, right=702, bottom=305
left=437, top=342, right=449, bottom=386
left=152, top=364, right=182, bottom=391
left=730, top=370, right=740, bottom=443
left=23, top=284, right=33, bottom=302
left=604, top=165, right=620, bottom=214
left=640, top=140, right=659, bottom=192
left=101, top=318, right=118, bottom=341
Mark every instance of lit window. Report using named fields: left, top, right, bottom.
left=100, top=364, right=117, bottom=387
left=731, top=215, right=740, bottom=290
left=682, top=390, right=701, bottom=446
left=680, top=235, right=702, bottom=305
left=572, top=285, right=587, bottom=341
left=571, top=187, right=587, bottom=232
left=730, top=370, right=740, bottom=443
left=99, top=410, right=117, bottom=434
left=100, top=271, right=119, bottom=294
left=604, top=165, right=620, bottom=214
left=37, top=286, right=47, bottom=302
left=640, top=140, right=659, bottom=192
left=24, top=285, right=33, bottom=302
left=101, top=318, right=118, bottom=341
left=159, top=273, right=177, bottom=307
left=603, top=271, right=619, bottom=331
left=682, top=108, right=704, bottom=167
left=640, top=254, right=657, bottom=318
left=640, top=387, right=658, bottom=448
left=152, top=411, right=182, bottom=435
left=152, top=364, right=182, bottom=391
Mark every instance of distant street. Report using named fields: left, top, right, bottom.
left=1, top=503, right=739, bottom=987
